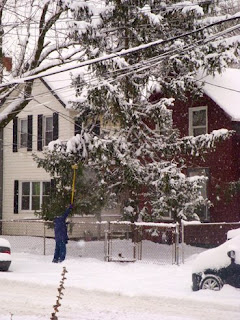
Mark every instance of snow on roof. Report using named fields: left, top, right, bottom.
left=43, top=65, right=240, bottom=117
left=42, top=61, right=84, bottom=108
left=198, top=68, right=240, bottom=121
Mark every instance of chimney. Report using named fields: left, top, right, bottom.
left=2, top=56, right=12, bottom=71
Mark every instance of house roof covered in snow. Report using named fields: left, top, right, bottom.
left=42, top=62, right=81, bottom=109
left=198, top=68, right=240, bottom=121
left=42, top=61, right=90, bottom=109
left=42, top=65, right=240, bottom=118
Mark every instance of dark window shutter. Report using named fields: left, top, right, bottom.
left=14, top=180, right=19, bottom=214
left=74, top=118, right=82, bottom=135
left=53, top=113, right=59, bottom=140
left=13, top=117, right=18, bottom=152
left=93, top=120, right=100, bottom=136
left=37, top=114, right=43, bottom=151
left=27, top=115, right=33, bottom=151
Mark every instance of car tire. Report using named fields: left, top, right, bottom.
left=200, top=275, right=223, bottom=291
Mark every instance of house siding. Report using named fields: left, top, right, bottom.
left=2, top=79, right=76, bottom=220
left=172, top=94, right=240, bottom=223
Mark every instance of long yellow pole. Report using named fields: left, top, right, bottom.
left=71, top=164, right=78, bottom=204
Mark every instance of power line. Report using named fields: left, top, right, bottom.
left=1, top=14, right=240, bottom=88
left=0, top=0, right=219, bottom=30
left=1, top=14, right=239, bottom=122
left=2, top=24, right=239, bottom=113
left=199, top=79, right=240, bottom=93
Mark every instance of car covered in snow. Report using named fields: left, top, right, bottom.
left=0, top=238, right=11, bottom=271
left=227, top=227, right=240, bottom=240
left=192, top=235, right=240, bottom=291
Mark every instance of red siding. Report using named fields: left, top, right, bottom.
left=172, top=94, right=240, bottom=223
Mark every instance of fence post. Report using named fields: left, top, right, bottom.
left=138, top=226, right=143, bottom=260
left=181, top=221, right=185, bottom=264
left=132, top=223, right=137, bottom=260
left=43, top=221, right=46, bottom=256
left=175, top=223, right=180, bottom=265
left=104, top=222, right=110, bottom=262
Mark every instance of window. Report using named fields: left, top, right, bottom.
left=188, top=168, right=209, bottom=221
left=13, top=116, right=32, bottom=152
left=189, top=106, right=207, bottom=136
left=92, top=120, right=101, bottom=136
left=42, top=181, right=51, bottom=206
left=19, top=119, right=27, bottom=148
left=44, top=116, right=53, bottom=146
left=20, top=181, right=50, bottom=211
left=37, top=113, right=58, bottom=151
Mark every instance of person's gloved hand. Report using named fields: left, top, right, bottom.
left=69, top=204, right=74, bottom=209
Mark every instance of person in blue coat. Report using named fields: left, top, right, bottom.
left=52, top=204, right=73, bottom=263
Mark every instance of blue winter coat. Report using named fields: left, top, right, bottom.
left=54, top=207, right=71, bottom=242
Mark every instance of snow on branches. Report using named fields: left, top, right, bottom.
left=33, top=0, right=239, bottom=221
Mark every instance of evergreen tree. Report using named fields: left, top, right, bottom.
left=42, top=0, right=239, bottom=221
left=33, top=150, right=108, bottom=220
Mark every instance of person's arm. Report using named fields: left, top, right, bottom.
left=62, top=204, right=73, bottom=220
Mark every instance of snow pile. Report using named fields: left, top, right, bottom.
left=227, top=228, right=240, bottom=240
left=0, top=236, right=240, bottom=319
left=0, top=238, right=11, bottom=248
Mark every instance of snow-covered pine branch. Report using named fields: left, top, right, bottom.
left=35, top=0, right=239, bottom=222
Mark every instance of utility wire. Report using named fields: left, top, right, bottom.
left=1, top=16, right=239, bottom=117
left=1, top=14, right=240, bottom=88
left=0, top=0, right=219, bottom=29
left=1, top=26, right=239, bottom=113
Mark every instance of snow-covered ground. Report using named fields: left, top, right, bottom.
left=0, top=238, right=240, bottom=320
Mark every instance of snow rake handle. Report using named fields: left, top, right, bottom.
left=71, top=164, right=78, bottom=204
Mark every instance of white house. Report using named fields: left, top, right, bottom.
left=1, top=76, right=76, bottom=220
left=1, top=68, right=121, bottom=222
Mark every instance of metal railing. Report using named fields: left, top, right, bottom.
left=104, top=221, right=180, bottom=264
left=181, top=221, right=240, bottom=263
left=0, top=219, right=180, bottom=265
left=2, top=219, right=238, bottom=264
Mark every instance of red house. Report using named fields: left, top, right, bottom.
left=172, top=68, right=240, bottom=224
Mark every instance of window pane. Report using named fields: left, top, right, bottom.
left=44, top=117, right=53, bottom=146
left=43, top=182, right=50, bottom=195
left=22, top=196, right=30, bottom=210
left=193, top=127, right=206, bottom=136
left=21, top=119, right=27, bottom=133
left=161, top=212, right=172, bottom=219
left=188, top=168, right=207, bottom=177
left=22, top=182, right=30, bottom=195
left=188, top=168, right=208, bottom=221
left=32, top=196, right=40, bottom=210
left=196, top=206, right=208, bottom=221
left=32, top=182, right=40, bottom=195
left=21, top=181, right=51, bottom=211
left=42, top=195, right=49, bottom=206
left=93, top=120, right=101, bottom=135
left=20, top=119, right=28, bottom=148
left=46, top=117, right=53, bottom=130
left=20, top=134, right=27, bottom=147
left=45, top=131, right=53, bottom=145
left=193, top=110, right=206, bottom=126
